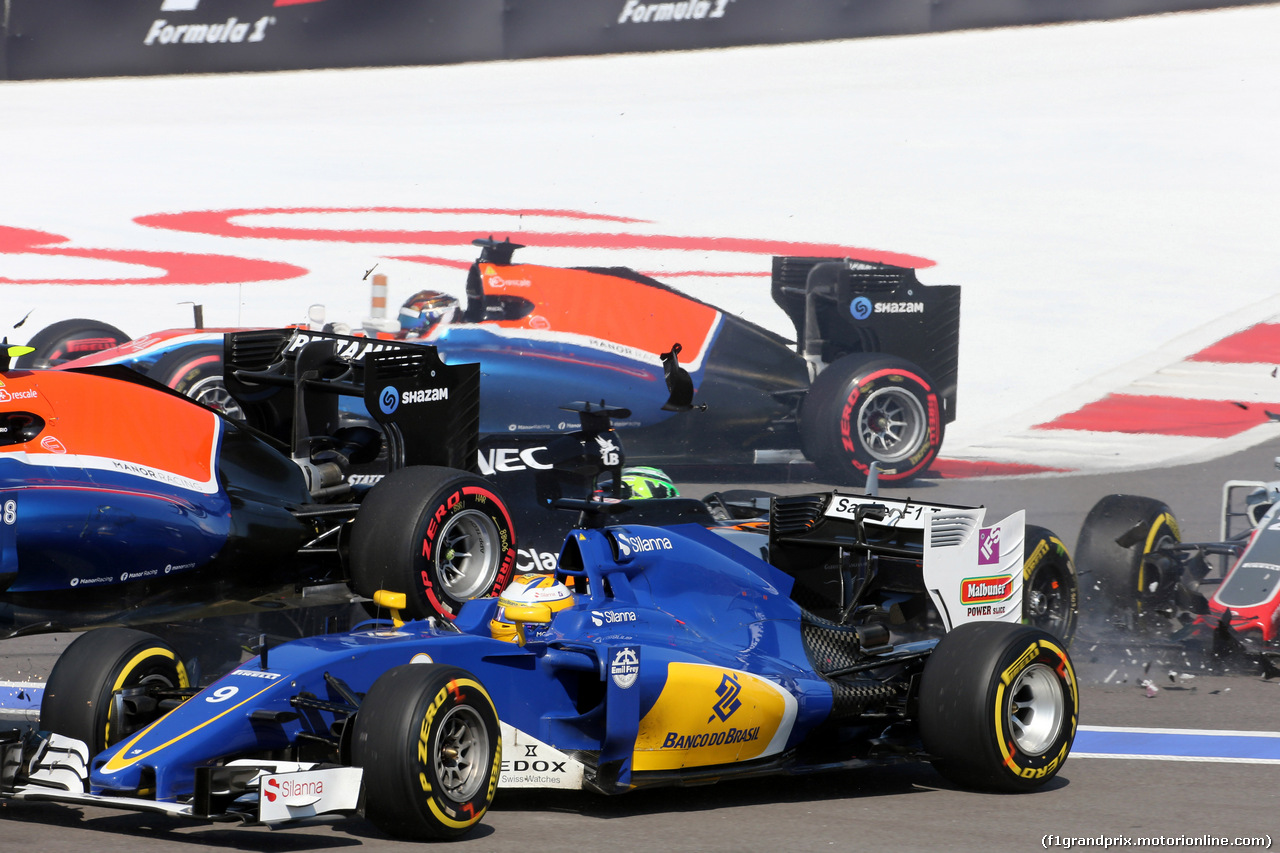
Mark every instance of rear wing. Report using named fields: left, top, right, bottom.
left=222, top=328, right=479, bottom=471
left=771, top=257, right=960, bottom=424
left=768, top=491, right=1023, bottom=631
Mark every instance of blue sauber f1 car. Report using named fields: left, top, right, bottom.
left=1, top=487, right=1078, bottom=840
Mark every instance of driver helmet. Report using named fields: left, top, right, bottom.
left=620, top=466, right=680, bottom=500
left=489, top=573, right=575, bottom=643
left=1246, top=486, right=1279, bottom=526
left=398, top=290, right=460, bottom=337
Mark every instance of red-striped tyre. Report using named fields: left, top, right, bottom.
left=15, top=318, right=130, bottom=368
left=799, top=354, right=943, bottom=484
left=350, top=467, right=517, bottom=621
left=151, top=344, right=242, bottom=419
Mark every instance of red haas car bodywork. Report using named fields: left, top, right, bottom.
left=1077, top=478, right=1280, bottom=670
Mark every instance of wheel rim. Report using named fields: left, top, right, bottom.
left=1006, top=662, right=1065, bottom=756
left=857, top=386, right=927, bottom=464
left=434, top=704, right=489, bottom=803
left=1027, top=564, right=1071, bottom=638
left=1135, top=528, right=1175, bottom=599
left=436, top=509, right=501, bottom=600
left=107, top=670, right=177, bottom=746
left=187, top=375, right=244, bottom=419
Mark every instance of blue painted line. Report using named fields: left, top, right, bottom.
left=1075, top=725, right=1280, bottom=763
left=0, top=688, right=1276, bottom=764
left=0, top=681, right=43, bottom=711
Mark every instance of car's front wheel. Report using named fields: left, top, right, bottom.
left=15, top=318, right=131, bottom=369
left=352, top=664, right=501, bottom=840
left=150, top=344, right=242, bottom=419
left=1076, top=494, right=1181, bottom=630
left=40, top=627, right=190, bottom=756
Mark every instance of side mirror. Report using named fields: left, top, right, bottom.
left=373, top=590, right=408, bottom=627
left=502, top=603, right=553, bottom=645
left=661, top=344, right=704, bottom=412
left=1, top=342, right=35, bottom=372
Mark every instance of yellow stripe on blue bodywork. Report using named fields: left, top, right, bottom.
left=101, top=679, right=282, bottom=774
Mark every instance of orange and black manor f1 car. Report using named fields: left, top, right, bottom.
left=0, top=330, right=517, bottom=641
left=21, top=238, right=962, bottom=484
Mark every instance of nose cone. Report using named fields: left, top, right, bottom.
left=89, top=672, right=292, bottom=801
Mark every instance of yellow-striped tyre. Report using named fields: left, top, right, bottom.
left=1023, top=525, right=1079, bottom=646
left=1075, top=493, right=1181, bottom=630
left=919, top=622, right=1078, bottom=792
left=353, top=664, right=501, bottom=840
left=40, top=627, right=190, bottom=756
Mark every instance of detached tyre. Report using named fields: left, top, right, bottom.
left=150, top=344, right=242, bottom=419
left=1023, top=525, right=1079, bottom=646
left=1075, top=494, right=1180, bottom=629
left=350, top=466, right=517, bottom=621
left=353, top=664, right=501, bottom=840
left=919, top=622, right=1077, bottom=792
left=16, top=318, right=130, bottom=368
left=799, top=354, right=943, bottom=484
left=40, top=627, right=190, bottom=756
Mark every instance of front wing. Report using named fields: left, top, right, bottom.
left=2, top=722, right=586, bottom=825
left=2, top=733, right=362, bottom=824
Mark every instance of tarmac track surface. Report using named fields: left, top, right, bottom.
left=5, top=6, right=1280, bottom=848
left=4, top=436, right=1280, bottom=851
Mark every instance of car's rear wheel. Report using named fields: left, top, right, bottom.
left=1075, top=494, right=1180, bottom=630
left=1023, top=525, right=1079, bottom=646
left=150, top=344, right=242, bottom=419
left=919, top=622, right=1077, bottom=792
left=352, top=664, right=501, bottom=840
left=349, top=467, right=517, bottom=621
left=40, top=627, right=190, bottom=755
left=15, top=318, right=131, bottom=368
left=799, top=354, right=943, bottom=485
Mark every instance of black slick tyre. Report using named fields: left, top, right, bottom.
left=150, top=344, right=242, bottom=418
left=1023, top=525, right=1079, bottom=646
left=349, top=466, right=517, bottom=621
left=353, top=664, right=501, bottom=840
left=799, top=354, right=943, bottom=484
left=1075, top=494, right=1180, bottom=628
left=918, top=622, right=1077, bottom=792
left=39, top=627, right=189, bottom=755
left=16, top=318, right=130, bottom=368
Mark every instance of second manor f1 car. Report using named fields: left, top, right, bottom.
left=17, top=237, right=963, bottom=484
left=0, top=328, right=520, bottom=644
